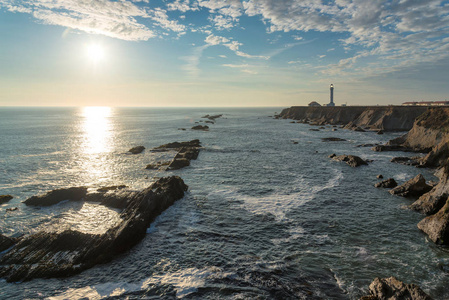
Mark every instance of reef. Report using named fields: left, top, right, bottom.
left=0, top=176, right=188, bottom=282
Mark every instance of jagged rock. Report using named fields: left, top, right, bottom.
left=0, top=177, right=188, bottom=282
left=168, top=158, right=190, bottom=170
left=418, top=199, right=449, bottom=245
left=410, top=168, right=449, bottom=215
left=390, top=157, right=421, bottom=166
left=360, top=277, right=432, bottom=300
left=389, top=174, right=432, bottom=198
left=0, top=195, right=13, bottom=205
left=321, top=137, right=347, bottom=142
left=377, top=175, right=384, bottom=179
left=24, top=187, right=88, bottom=206
left=330, top=154, right=368, bottom=167
left=128, top=146, right=145, bottom=154
left=152, top=139, right=201, bottom=151
left=0, top=234, right=17, bottom=252
left=97, top=185, right=127, bottom=192
left=377, top=130, right=384, bottom=135
left=375, top=178, right=398, bottom=188
left=332, top=128, right=338, bottom=131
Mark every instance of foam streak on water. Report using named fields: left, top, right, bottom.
left=0, top=107, right=448, bottom=299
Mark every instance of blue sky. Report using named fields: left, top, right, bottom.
left=1, top=0, right=449, bottom=107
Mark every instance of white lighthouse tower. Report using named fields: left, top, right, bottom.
left=328, top=84, right=335, bottom=106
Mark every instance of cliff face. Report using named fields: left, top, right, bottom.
left=279, top=106, right=427, bottom=131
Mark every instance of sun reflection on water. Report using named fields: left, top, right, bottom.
left=81, top=106, right=113, bottom=154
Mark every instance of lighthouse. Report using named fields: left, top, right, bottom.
left=328, top=84, right=335, bottom=106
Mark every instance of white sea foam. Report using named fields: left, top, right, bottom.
left=49, top=266, right=230, bottom=299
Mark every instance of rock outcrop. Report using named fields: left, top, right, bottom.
left=329, top=154, right=368, bottom=167
left=192, top=125, right=209, bottom=131
left=0, top=176, right=188, bottom=282
left=24, top=187, right=88, bottom=206
left=417, top=199, right=449, bottom=245
left=321, top=137, right=347, bottom=142
left=410, top=168, right=449, bottom=215
left=148, top=140, right=201, bottom=171
left=375, top=178, right=398, bottom=188
left=389, top=174, right=432, bottom=198
left=0, top=234, right=17, bottom=252
left=360, top=277, right=432, bottom=300
left=128, top=146, right=145, bottom=154
left=279, top=106, right=427, bottom=132
left=0, top=195, right=13, bottom=205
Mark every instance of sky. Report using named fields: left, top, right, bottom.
left=0, top=0, right=449, bottom=107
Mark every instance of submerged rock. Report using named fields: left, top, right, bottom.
left=128, top=146, right=145, bottom=154
left=0, top=176, right=188, bottom=282
left=0, top=195, right=13, bottom=205
left=377, top=175, right=384, bottom=179
left=152, top=139, right=201, bottom=151
left=360, top=277, right=432, bottom=300
left=330, top=154, right=368, bottom=167
left=24, top=187, right=88, bottom=206
left=389, top=174, right=432, bottom=198
left=418, top=199, right=449, bottom=245
left=375, top=178, right=398, bottom=188
left=321, top=137, right=347, bottom=142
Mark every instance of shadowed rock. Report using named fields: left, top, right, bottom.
left=389, top=174, right=432, bottom=198
left=375, top=178, right=398, bottom=188
left=0, top=176, right=188, bottom=282
left=24, top=187, right=88, bottom=206
left=330, top=154, right=368, bottom=167
left=360, top=277, right=432, bottom=300
left=390, top=156, right=421, bottom=166
left=418, top=199, right=449, bottom=245
left=149, top=140, right=201, bottom=171
left=128, top=146, right=145, bottom=154
left=0, top=195, right=13, bottom=205
left=0, top=234, right=17, bottom=252
left=152, top=139, right=200, bottom=151
left=97, top=185, right=127, bottom=193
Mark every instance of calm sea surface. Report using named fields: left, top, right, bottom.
left=0, top=107, right=448, bottom=299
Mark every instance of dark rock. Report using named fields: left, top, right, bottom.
left=377, top=174, right=384, bottom=179
left=418, top=199, right=449, bottom=245
left=332, top=128, right=338, bottom=131
left=128, top=146, right=145, bottom=154
left=321, top=137, right=347, bottom=142
left=175, top=147, right=200, bottom=160
left=331, top=155, right=368, bottom=167
left=152, top=139, right=201, bottom=151
left=97, top=185, right=127, bottom=193
left=24, top=187, right=88, bottom=206
left=389, top=174, right=432, bottom=198
left=354, top=127, right=366, bottom=132
left=0, top=195, right=13, bottom=205
left=192, top=125, right=209, bottom=131
left=293, top=141, right=299, bottom=144
left=328, top=153, right=336, bottom=158
left=375, top=178, right=398, bottom=188
left=290, top=121, right=296, bottom=123
left=309, top=129, right=320, bottom=131
left=0, top=176, right=188, bottom=282
left=372, top=145, right=425, bottom=153
left=6, top=207, right=18, bottom=212
left=357, top=143, right=378, bottom=148
left=377, top=130, right=384, bottom=135
left=177, top=128, right=186, bottom=131
left=201, top=114, right=222, bottom=120
left=361, top=277, right=432, bottom=300
left=390, top=156, right=421, bottom=166
left=0, top=234, right=17, bottom=252
left=205, top=120, right=214, bottom=124
left=168, top=158, right=190, bottom=170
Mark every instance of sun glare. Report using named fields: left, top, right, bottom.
left=86, top=44, right=105, bottom=63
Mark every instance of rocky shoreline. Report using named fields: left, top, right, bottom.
left=281, top=106, right=449, bottom=299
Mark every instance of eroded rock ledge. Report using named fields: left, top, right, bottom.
left=360, top=277, right=432, bottom=300
left=0, top=176, right=188, bottom=282
left=147, top=139, right=201, bottom=171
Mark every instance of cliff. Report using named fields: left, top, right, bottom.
left=279, top=106, right=428, bottom=131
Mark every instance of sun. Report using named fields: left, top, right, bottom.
left=86, top=44, right=105, bottom=63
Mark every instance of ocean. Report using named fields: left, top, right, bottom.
left=0, top=107, right=448, bottom=299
